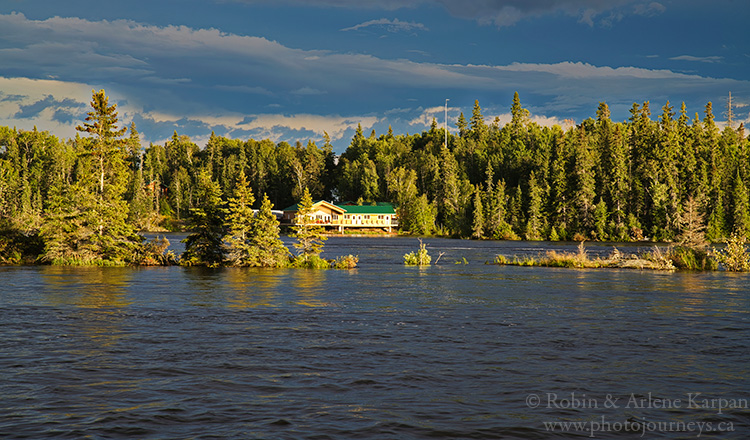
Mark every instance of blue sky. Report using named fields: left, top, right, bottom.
left=1, top=0, right=748, bottom=152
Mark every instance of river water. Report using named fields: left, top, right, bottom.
left=2, top=236, right=749, bottom=439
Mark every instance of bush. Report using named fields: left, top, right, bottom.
left=137, top=236, right=178, bottom=266
left=291, top=254, right=331, bottom=269
left=667, top=246, right=716, bottom=270
left=713, top=234, right=750, bottom=272
left=404, top=240, right=431, bottom=266
left=332, top=254, right=359, bottom=269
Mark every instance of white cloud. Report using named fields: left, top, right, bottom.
left=634, top=2, right=666, bottom=17
left=1, top=12, right=747, bottom=151
left=214, top=85, right=274, bottom=96
left=0, top=76, right=127, bottom=139
left=670, top=55, right=724, bottom=64
left=234, top=0, right=660, bottom=27
left=291, top=87, right=326, bottom=96
left=407, top=105, right=573, bottom=130
left=341, top=18, right=428, bottom=33
left=238, top=114, right=380, bottom=141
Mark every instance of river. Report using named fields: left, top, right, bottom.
left=2, top=236, right=749, bottom=439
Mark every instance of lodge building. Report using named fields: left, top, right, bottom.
left=282, top=201, right=398, bottom=233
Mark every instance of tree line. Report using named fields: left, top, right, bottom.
left=0, top=90, right=748, bottom=265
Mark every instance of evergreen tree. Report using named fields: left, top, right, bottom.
left=703, top=102, right=727, bottom=242
left=509, top=92, right=530, bottom=137
left=456, top=112, right=468, bottom=138
left=252, top=194, right=289, bottom=267
left=570, top=128, right=596, bottom=235
left=182, top=170, right=225, bottom=267
left=592, top=198, right=608, bottom=241
left=438, top=145, right=461, bottom=235
left=471, top=185, right=484, bottom=239
left=706, top=191, right=727, bottom=243
left=469, top=100, right=486, bottom=142
left=731, top=170, right=749, bottom=237
left=548, top=134, right=571, bottom=239
left=524, top=172, right=544, bottom=240
left=224, top=170, right=256, bottom=266
left=76, top=90, right=128, bottom=195
left=126, top=124, right=150, bottom=229
left=651, top=101, right=681, bottom=240
left=40, top=182, right=100, bottom=264
left=291, top=187, right=327, bottom=262
left=41, top=89, right=141, bottom=264
left=508, top=185, right=524, bottom=234
left=606, top=124, right=629, bottom=238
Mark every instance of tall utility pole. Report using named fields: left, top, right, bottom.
left=444, top=99, right=449, bottom=148
left=726, top=91, right=734, bottom=129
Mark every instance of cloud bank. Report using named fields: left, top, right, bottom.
left=231, top=0, right=666, bottom=27
left=0, top=11, right=746, bottom=150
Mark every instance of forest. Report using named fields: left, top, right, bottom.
left=0, top=89, right=748, bottom=266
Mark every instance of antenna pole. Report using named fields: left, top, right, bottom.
left=444, top=99, right=449, bottom=148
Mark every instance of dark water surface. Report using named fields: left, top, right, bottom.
left=2, top=237, right=749, bottom=439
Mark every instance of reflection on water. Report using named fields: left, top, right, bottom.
left=225, top=268, right=282, bottom=308
left=291, top=269, right=331, bottom=307
left=39, top=266, right=133, bottom=350
left=40, top=266, right=133, bottom=308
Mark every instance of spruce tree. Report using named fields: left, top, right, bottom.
left=76, top=90, right=128, bottom=196
left=731, top=170, right=749, bottom=237
left=570, top=128, right=596, bottom=235
left=224, top=170, right=256, bottom=266
left=42, top=89, right=141, bottom=264
left=182, top=170, right=225, bottom=267
left=593, top=198, right=608, bottom=240
left=291, top=187, right=327, bottom=264
left=438, top=146, right=461, bottom=235
left=469, top=100, right=486, bottom=142
left=472, top=185, right=484, bottom=239
left=524, top=172, right=544, bottom=240
left=252, top=194, right=289, bottom=267
left=456, top=112, right=468, bottom=138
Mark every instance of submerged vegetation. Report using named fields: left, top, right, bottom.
left=1, top=89, right=749, bottom=271
left=494, top=241, right=725, bottom=271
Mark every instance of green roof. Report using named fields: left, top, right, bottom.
left=282, top=201, right=396, bottom=214
left=337, top=203, right=395, bottom=214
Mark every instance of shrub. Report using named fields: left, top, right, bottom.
left=404, top=240, right=431, bottom=266
left=494, top=255, right=510, bottom=265
left=291, top=254, right=331, bottom=269
left=642, top=246, right=676, bottom=270
left=332, top=254, right=359, bottom=269
left=713, top=234, right=750, bottom=272
left=667, top=246, right=716, bottom=270
left=138, top=236, right=178, bottom=266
